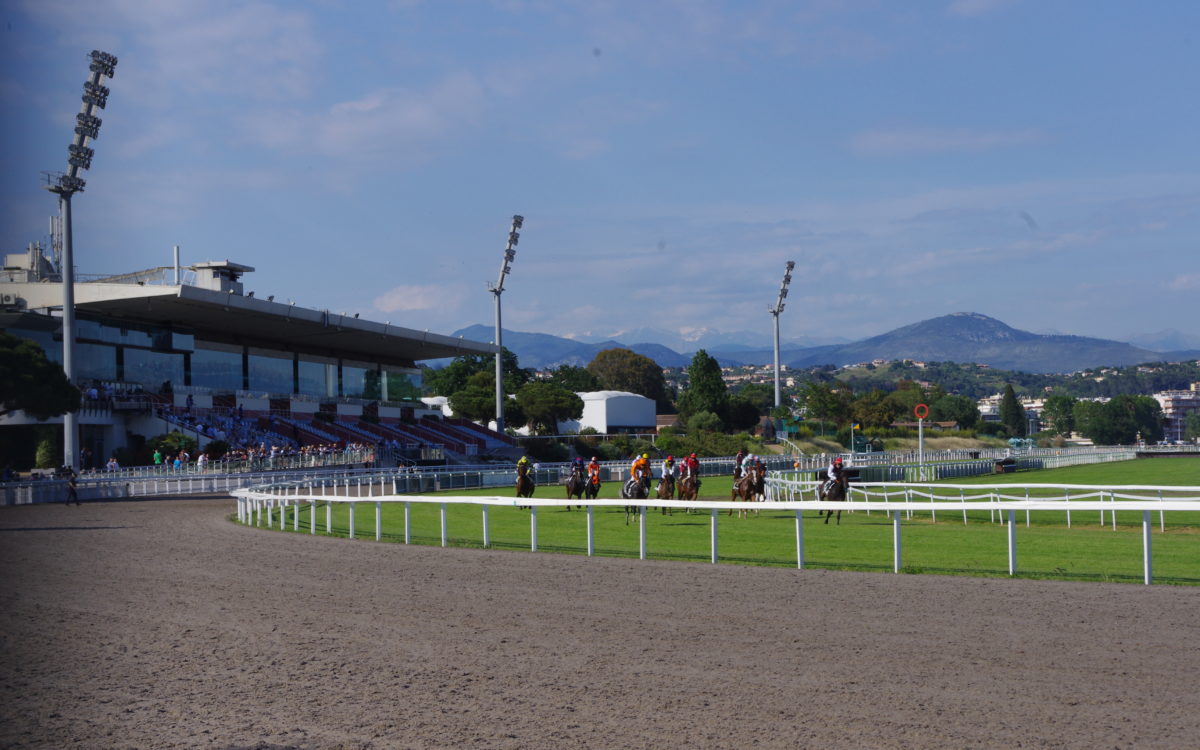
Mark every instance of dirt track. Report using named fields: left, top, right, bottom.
left=1, top=496, right=1198, bottom=749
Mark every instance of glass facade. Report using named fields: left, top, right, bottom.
left=3, top=313, right=426, bottom=403
left=192, top=344, right=244, bottom=391
left=124, top=348, right=184, bottom=389
left=298, top=356, right=336, bottom=398
left=248, top=349, right=293, bottom=394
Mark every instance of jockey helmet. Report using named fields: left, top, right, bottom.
left=591, top=456, right=598, bottom=462
left=690, top=453, right=697, bottom=458
left=642, top=453, right=649, bottom=459
left=834, top=456, right=843, bottom=465
left=666, top=455, right=674, bottom=461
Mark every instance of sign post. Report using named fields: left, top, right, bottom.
left=914, top=403, right=929, bottom=478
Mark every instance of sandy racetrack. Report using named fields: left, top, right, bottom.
left=1, top=496, right=1198, bottom=749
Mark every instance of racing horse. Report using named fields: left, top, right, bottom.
left=621, top=474, right=650, bottom=525
left=676, top=473, right=698, bottom=502
left=818, top=473, right=849, bottom=525
left=730, top=463, right=762, bottom=518
left=564, top=466, right=586, bottom=510
left=656, top=473, right=676, bottom=515
left=584, top=470, right=601, bottom=501
left=515, top=463, right=535, bottom=503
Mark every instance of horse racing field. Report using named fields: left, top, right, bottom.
left=2, top=473, right=1199, bottom=747
left=273, top=458, right=1200, bottom=585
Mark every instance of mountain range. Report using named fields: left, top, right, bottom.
left=450, top=313, right=1200, bottom=374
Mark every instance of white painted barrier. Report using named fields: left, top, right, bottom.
left=234, top=475, right=1200, bottom=585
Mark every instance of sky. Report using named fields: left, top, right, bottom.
left=2, top=0, right=1198, bottom=351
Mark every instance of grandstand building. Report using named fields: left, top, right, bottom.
left=1, top=248, right=514, bottom=466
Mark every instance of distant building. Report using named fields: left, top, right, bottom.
left=560, top=391, right=655, bottom=434
left=1153, top=383, right=1200, bottom=443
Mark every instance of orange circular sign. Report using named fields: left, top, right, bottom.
left=914, top=403, right=929, bottom=420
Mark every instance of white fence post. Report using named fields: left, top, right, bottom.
left=349, top=502, right=355, bottom=539
left=482, top=505, right=490, bottom=548
left=892, top=511, right=902, bottom=573
left=375, top=501, right=382, bottom=541
left=710, top=508, right=718, bottom=564
left=1142, top=510, right=1152, bottom=585
left=587, top=506, right=595, bottom=557
left=440, top=503, right=447, bottom=547
left=404, top=502, right=411, bottom=544
left=1007, top=509, right=1017, bottom=576
left=530, top=507, right=538, bottom=552
left=639, top=506, right=647, bottom=560
left=795, top=509, right=804, bottom=570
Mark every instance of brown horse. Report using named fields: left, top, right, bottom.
left=730, top=464, right=762, bottom=518
left=564, top=467, right=585, bottom=509
left=584, top=472, right=601, bottom=500
left=656, top=474, right=675, bottom=515
left=515, top=463, right=535, bottom=501
left=677, top=473, right=698, bottom=502
left=621, top=474, right=650, bottom=525
left=818, top=474, right=848, bottom=525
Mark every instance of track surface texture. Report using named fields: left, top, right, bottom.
left=1, top=497, right=1198, bottom=749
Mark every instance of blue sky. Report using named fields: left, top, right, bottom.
left=2, top=0, right=1198, bottom=349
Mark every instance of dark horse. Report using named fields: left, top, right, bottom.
left=621, top=475, right=650, bottom=525
left=730, top=464, right=762, bottom=518
left=818, top=474, right=848, bottom=525
left=565, top=467, right=585, bottom=509
left=515, top=463, right=535, bottom=502
left=656, top=473, right=675, bottom=515
left=677, top=473, right=698, bottom=502
left=584, top=471, right=601, bottom=501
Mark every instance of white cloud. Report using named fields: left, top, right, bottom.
left=850, top=128, right=1045, bottom=156
left=1166, top=273, right=1200, bottom=291
left=374, top=284, right=465, bottom=313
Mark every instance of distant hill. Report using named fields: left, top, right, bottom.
left=785, top=313, right=1164, bottom=374
left=452, top=313, right=1192, bottom=374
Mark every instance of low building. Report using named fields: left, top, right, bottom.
left=1153, top=383, right=1200, bottom=443
left=561, top=391, right=656, bottom=434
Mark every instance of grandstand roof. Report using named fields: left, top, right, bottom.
left=8, top=281, right=495, bottom=364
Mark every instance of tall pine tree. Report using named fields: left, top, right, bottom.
left=999, top=384, right=1026, bottom=437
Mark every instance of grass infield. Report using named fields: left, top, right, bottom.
left=248, top=458, right=1200, bottom=585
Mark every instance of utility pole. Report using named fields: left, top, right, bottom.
left=487, top=215, right=523, bottom=433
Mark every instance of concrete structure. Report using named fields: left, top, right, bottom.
left=1, top=247, right=502, bottom=465
left=1153, top=383, right=1200, bottom=443
left=562, top=391, right=656, bottom=434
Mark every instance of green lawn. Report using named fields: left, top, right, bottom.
left=247, top=458, right=1200, bottom=585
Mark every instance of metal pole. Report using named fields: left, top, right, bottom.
left=772, top=311, right=781, bottom=409
left=893, top=510, right=902, bottom=573
left=795, top=509, right=804, bottom=569
left=1007, top=509, right=1017, bottom=576
left=440, top=503, right=447, bottom=547
left=494, top=291, right=504, bottom=432
left=482, top=505, right=490, bottom=548
left=530, top=506, right=538, bottom=552
left=639, top=506, right=647, bottom=560
left=60, top=194, right=78, bottom=471
left=710, top=507, right=718, bottom=564
left=586, top=505, right=594, bottom=556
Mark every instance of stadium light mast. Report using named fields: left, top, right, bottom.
left=769, top=260, right=795, bottom=410
left=487, top=215, right=523, bottom=433
left=44, top=50, right=118, bottom=471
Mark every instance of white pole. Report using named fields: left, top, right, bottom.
left=440, top=503, right=448, bottom=547
left=375, top=501, right=382, bottom=541
left=404, top=502, right=411, bottom=544
left=892, top=510, right=902, bottom=573
left=326, top=501, right=332, bottom=534
left=293, top=502, right=299, bottom=531
left=918, top=417, right=924, bottom=472
left=310, top=500, right=316, bottom=534
left=639, top=506, right=647, bottom=560
left=1007, top=509, right=1017, bottom=576
left=710, top=507, right=718, bottom=564
left=530, top=507, right=538, bottom=552
left=1065, top=488, right=1071, bottom=528
left=586, top=506, right=594, bottom=556
left=349, top=503, right=355, bottom=539
left=795, top=509, right=804, bottom=570
left=482, top=505, right=490, bottom=548
left=1142, top=510, right=1152, bottom=585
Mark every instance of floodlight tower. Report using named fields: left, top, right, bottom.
left=769, top=260, right=795, bottom=409
left=487, top=215, right=523, bottom=433
left=44, top=50, right=118, bottom=471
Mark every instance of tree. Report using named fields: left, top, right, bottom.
left=447, top=371, right=526, bottom=427
left=930, top=394, right=980, bottom=429
left=514, top=382, right=583, bottom=435
left=586, top=348, right=669, bottom=407
left=850, top=389, right=901, bottom=428
left=734, top=382, right=775, bottom=412
left=678, top=350, right=728, bottom=429
left=999, top=384, right=1025, bottom=437
left=687, top=410, right=723, bottom=433
left=1185, top=411, right=1200, bottom=442
left=1041, top=395, right=1077, bottom=436
left=796, top=381, right=852, bottom=427
left=726, top=396, right=761, bottom=432
left=424, top=348, right=529, bottom=397
left=547, top=365, right=601, bottom=393
left=0, top=332, right=80, bottom=420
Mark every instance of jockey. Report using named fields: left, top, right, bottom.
left=741, top=452, right=756, bottom=478
left=734, top=448, right=746, bottom=479
left=684, top=452, right=701, bottom=490
left=587, top=456, right=601, bottom=486
left=628, top=453, right=652, bottom=495
left=571, top=455, right=585, bottom=480
left=823, top=456, right=845, bottom=494
left=517, top=455, right=530, bottom=471
left=661, top=455, right=676, bottom=487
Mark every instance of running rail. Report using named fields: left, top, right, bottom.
left=233, top=474, right=1200, bottom=585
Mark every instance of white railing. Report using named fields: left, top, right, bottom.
left=232, top=474, right=1200, bottom=585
